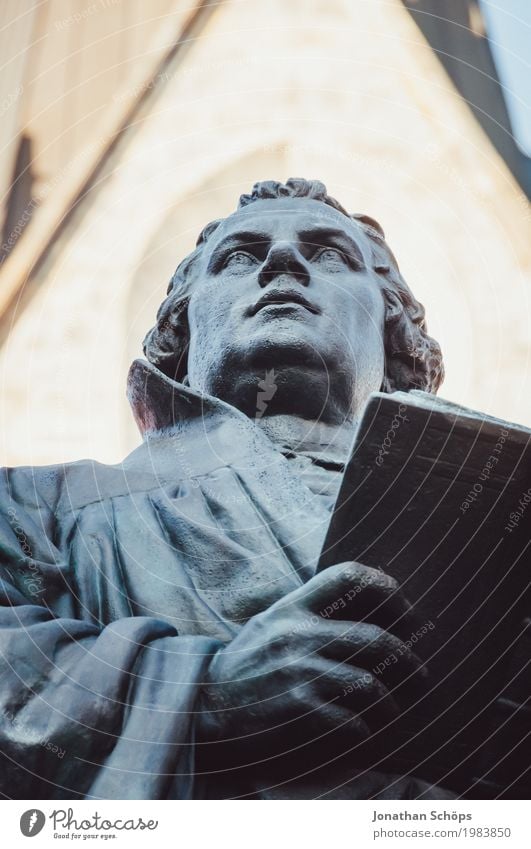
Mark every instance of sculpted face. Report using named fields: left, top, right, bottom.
left=186, top=198, right=386, bottom=423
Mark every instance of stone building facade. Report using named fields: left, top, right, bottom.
left=0, top=0, right=529, bottom=465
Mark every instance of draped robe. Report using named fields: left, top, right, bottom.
left=0, top=359, right=452, bottom=799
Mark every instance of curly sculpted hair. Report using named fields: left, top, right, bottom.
left=143, top=178, right=444, bottom=394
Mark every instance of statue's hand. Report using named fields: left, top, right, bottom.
left=197, top=561, right=427, bottom=758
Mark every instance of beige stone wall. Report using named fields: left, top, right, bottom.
left=0, top=0, right=529, bottom=466
left=0, top=0, right=184, bottom=226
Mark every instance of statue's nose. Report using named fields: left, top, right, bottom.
left=258, top=242, right=310, bottom=287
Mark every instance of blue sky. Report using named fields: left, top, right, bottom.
left=479, top=0, right=531, bottom=156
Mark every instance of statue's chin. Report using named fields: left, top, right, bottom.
left=238, top=328, right=331, bottom=370
left=203, top=351, right=355, bottom=423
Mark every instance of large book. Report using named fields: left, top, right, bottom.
left=318, top=390, right=531, bottom=796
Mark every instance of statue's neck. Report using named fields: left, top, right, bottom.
left=254, top=413, right=356, bottom=465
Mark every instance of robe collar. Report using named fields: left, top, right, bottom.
left=127, top=358, right=249, bottom=439
left=126, top=358, right=340, bottom=518
left=127, top=359, right=349, bottom=480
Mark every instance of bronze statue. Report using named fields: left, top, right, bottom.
left=1, top=177, right=488, bottom=801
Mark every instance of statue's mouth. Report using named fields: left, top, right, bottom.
left=249, top=290, right=320, bottom=316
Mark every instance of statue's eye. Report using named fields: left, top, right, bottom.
left=313, top=247, right=349, bottom=268
left=223, top=251, right=258, bottom=271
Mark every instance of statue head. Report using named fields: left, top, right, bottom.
left=144, top=178, right=443, bottom=423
